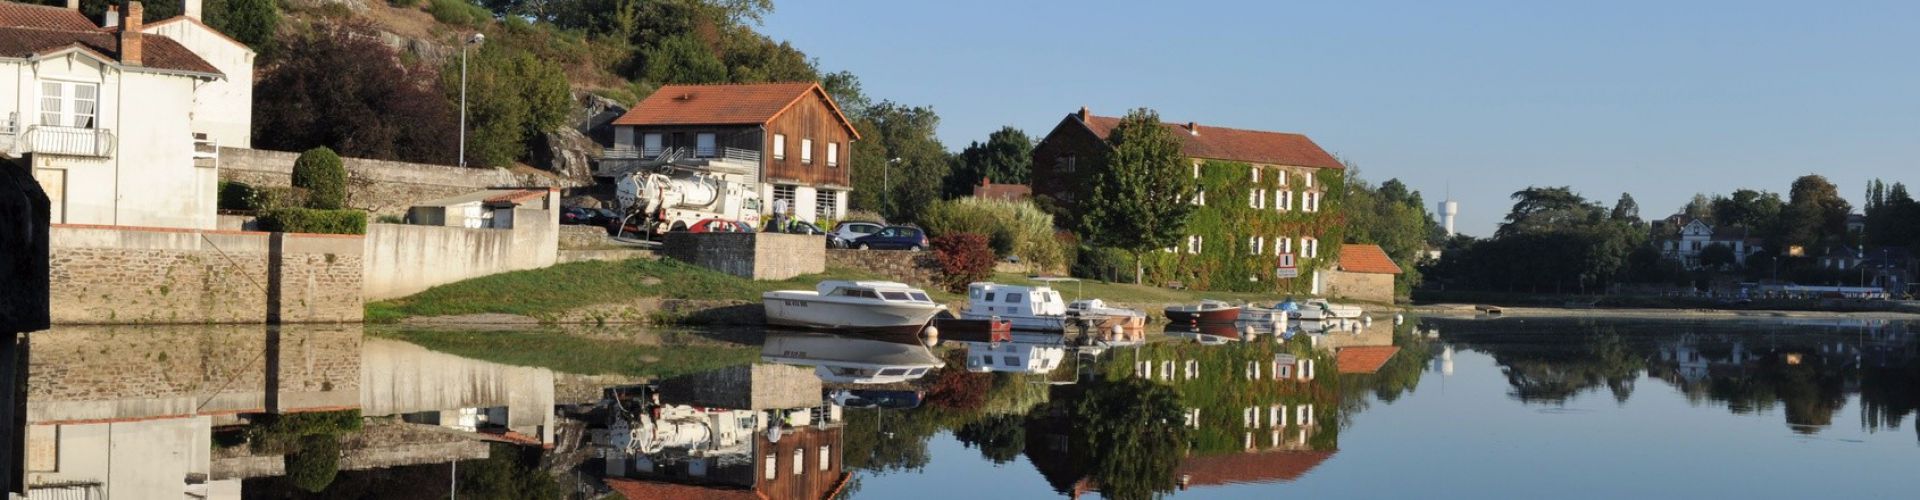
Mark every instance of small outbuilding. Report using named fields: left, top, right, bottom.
left=1326, top=244, right=1402, bottom=303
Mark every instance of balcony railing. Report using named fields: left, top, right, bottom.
left=602, top=146, right=760, bottom=165
left=16, top=125, right=113, bottom=157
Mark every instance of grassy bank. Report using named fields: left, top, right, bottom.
left=375, top=328, right=758, bottom=378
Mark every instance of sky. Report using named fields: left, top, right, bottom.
left=758, top=0, right=1920, bottom=237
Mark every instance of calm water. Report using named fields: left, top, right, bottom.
left=7, top=317, right=1917, bottom=498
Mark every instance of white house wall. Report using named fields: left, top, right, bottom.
left=146, top=20, right=253, bottom=148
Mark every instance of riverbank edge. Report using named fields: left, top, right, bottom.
left=1409, top=303, right=1920, bottom=320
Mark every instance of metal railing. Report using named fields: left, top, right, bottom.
left=18, top=125, right=113, bottom=157
left=602, top=146, right=759, bottom=164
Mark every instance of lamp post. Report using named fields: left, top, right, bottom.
left=885, top=157, right=901, bottom=216
left=458, top=32, right=485, bottom=168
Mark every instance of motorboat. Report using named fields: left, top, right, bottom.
left=962, top=282, right=1071, bottom=332
left=762, top=280, right=946, bottom=335
left=1165, top=300, right=1241, bottom=324
left=1283, top=298, right=1364, bottom=321
left=1067, top=298, right=1148, bottom=336
left=958, top=341, right=1068, bottom=374
left=760, top=332, right=942, bottom=384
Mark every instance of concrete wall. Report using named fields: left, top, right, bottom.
left=219, top=147, right=582, bottom=218
left=49, top=225, right=365, bottom=324
left=26, top=416, right=212, bottom=500
left=826, top=249, right=940, bottom=288
left=1326, top=270, right=1395, bottom=304
left=359, top=338, right=554, bottom=443
left=361, top=203, right=559, bottom=300
left=662, top=232, right=824, bottom=280
left=26, top=325, right=362, bottom=424
left=559, top=224, right=610, bottom=249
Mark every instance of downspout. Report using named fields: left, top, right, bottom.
left=112, top=66, right=122, bottom=226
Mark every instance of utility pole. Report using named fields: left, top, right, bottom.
left=459, top=33, right=485, bottom=168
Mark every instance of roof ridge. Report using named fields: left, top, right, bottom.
left=655, top=81, right=817, bottom=87
left=1085, top=113, right=1313, bottom=137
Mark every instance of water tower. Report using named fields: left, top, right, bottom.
left=1440, top=199, right=1459, bottom=237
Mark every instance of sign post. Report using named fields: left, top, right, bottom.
left=1275, top=253, right=1299, bottom=279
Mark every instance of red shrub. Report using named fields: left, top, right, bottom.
left=932, top=233, right=995, bottom=293
left=926, top=366, right=992, bottom=412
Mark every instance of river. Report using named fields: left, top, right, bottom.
left=5, top=316, right=1916, bottom=499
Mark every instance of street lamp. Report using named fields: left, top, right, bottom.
left=458, top=32, right=485, bottom=168
left=885, top=157, right=901, bottom=215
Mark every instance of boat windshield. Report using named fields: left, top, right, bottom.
left=834, top=288, right=880, bottom=299
left=880, top=291, right=912, bottom=301
left=909, top=292, right=931, bottom=302
left=877, top=368, right=908, bottom=376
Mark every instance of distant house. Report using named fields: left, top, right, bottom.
left=605, top=82, right=861, bottom=223
left=1327, top=244, right=1402, bottom=303
left=1661, top=217, right=1763, bottom=270
left=0, top=1, right=242, bottom=229
left=971, top=177, right=1031, bottom=201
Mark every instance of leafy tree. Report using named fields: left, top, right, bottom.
left=1496, top=186, right=1604, bottom=238
left=1710, top=189, right=1785, bottom=230
left=1611, top=192, right=1640, bottom=222
left=820, top=70, right=872, bottom=117
left=204, top=0, right=279, bottom=52
left=639, top=33, right=728, bottom=84
left=945, top=126, right=1033, bottom=198
left=253, top=26, right=458, bottom=164
left=954, top=414, right=1026, bottom=464
left=443, top=39, right=572, bottom=167
left=1699, top=242, right=1738, bottom=271
left=1683, top=193, right=1715, bottom=222
left=1863, top=180, right=1919, bottom=248
left=292, top=147, right=346, bottom=209
left=1072, top=378, right=1187, bottom=500
left=1346, top=174, right=1437, bottom=295
left=457, top=444, right=563, bottom=499
left=1780, top=175, right=1852, bottom=252
left=1079, top=108, right=1197, bottom=283
left=850, top=102, right=949, bottom=222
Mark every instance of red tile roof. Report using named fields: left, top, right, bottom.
left=482, top=189, right=550, bottom=205
left=612, top=82, right=860, bottom=139
left=1337, top=244, right=1402, bottom=275
left=972, top=182, right=1031, bottom=201
left=1081, top=114, right=1343, bottom=170
left=1175, top=450, right=1336, bottom=487
left=1336, top=346, right=1401, bottom=374
left=0, top=3, right=221, bottom=76
left=605, top=478, right=762, bottom=500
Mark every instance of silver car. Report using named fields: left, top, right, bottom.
left=828, top=221, right=884, bottom=248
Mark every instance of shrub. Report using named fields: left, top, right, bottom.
left=252, top=27, right=458, bottom=164
left=259, top=208, right=368, bottom=235
left=286, top=434, right=341, bottom=493
left=926, top=365, right=991, bottom=412
left=920, top=198, right=1066, bottom=272
left=841, top=209, right=887, bottom=225
left=253, top=187, right=310, bottom=211
left=218, top=181, right=258, bottom=210
left=1074, top=246, right=1135, bottom=283
left=291, top=147, right=347, bottom=209
left=427, top=0, right=491, bottom=26
left=932, top=233, right=994, bottom=293
left=390, top=0, right=424, bottom=7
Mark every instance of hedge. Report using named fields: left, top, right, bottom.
left=291, top=147, right=347, bottom=209
left=259, top=208, right=367, bottom=235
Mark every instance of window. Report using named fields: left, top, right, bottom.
left=643, top=133, right=663, bottom=155
left=1187, top=235, right=1203, bottom=254
left=1251, top=166, right=1261, bottom=183
left=816, top=190, right=838, bottom=220
left=1303, top=238, right=1319, bottom=258
left=1059, top=154, right=1077, bottom=173
left=39, top=81, right=97, bottom=128
left=1249, top=236, right=1264, bottom=255
left=1192, top=190, right=1206, bottom=206
left=1277, top=169, right=1289, bottom=187
left=1278, top=237, right=1292, bottom=256
left=827, top=142, right=839, bottom=167
left=773, top=134, right=786, bottom=159
left=801, top=138, right=814, bottom=164
left=794, top=449, right=805, bottom=475
left=1005, top=293, right=1023, bottom=304
left=1003, top=356, right=1020, bottom=366
left=696, top=133, right=717, bottom=157
left=1304, top=172, right=1315, bottom=188
left=1192, top=161, right=1202, bottom=179
left=765, top=455, right=777, bottom=480
left=1278, top=190, right=1292, bottom=211
left=983, top=292, right=997, bottom=302
left=819, top=446, right=831, bottom=471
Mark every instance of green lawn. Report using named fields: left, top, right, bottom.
left=375, top=327, right=758, bottom=378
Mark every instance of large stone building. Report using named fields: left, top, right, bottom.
left=0, top=1, right=252, bottom=230
left=605, top=82, right=861, bottom=223
left=1030, top=107, right=1349, bottom=293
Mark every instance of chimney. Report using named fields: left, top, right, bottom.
left=185, top=0, right=203, bottom=20
left=1077, top=106, right=1089, bottom=122
left=66, top=0, right=79, bottom=10
left=119, top=2, right=143, bottom=66
left=103, top=5, right=119, bottom=28
left=1187, top=121, right=1199, bottom=136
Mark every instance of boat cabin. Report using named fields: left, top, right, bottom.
left=959, top=342, right=1066, bottom=374
left=818, top=280, right=934, bottom=303
left=965, top=283, right=1067, bottom=317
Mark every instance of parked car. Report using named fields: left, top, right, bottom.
left=688, top=218, right=754, bottom=233
left=588, top=208, right=622, bottom=227
left=773, top=220, right=826, bottom=235
left=851, top=225, right=928, bottom=251
left=829, top=389, right=923, bottom=410
left=829, top=221, right=885, bottom=247
left=559, top=206, right=597, bottom=225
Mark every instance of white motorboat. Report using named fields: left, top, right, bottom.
left=762, top=281, right=946, bottom=335
left=1284, top=298, right=1364, bottom=321
left=962, top=282, right=1071, bottom=332
left=1067, top=298, right=1148, bottom=341
left=760, top=332, right=942, bottom=384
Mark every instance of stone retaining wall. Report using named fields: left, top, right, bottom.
left=49, top=225, right=365, bottom=324
left=361, top=203, right=558, bottom=300
left=1327, top=270, right=1395, bottom=304
left=663, top=233, right=823, bottom=280
left=26, top=325, right=362, bottom=423
left=826, top=249, right=940, bottom=288
left=218, top=147, right=583, bottom=217
left=558, top=224, right=610, bottom=249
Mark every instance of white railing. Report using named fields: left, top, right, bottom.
left=715, top=147, right=760, bottom=164
left=193, top=132, right=219, bottom=168
left=19, top=125, right=113, bottom=157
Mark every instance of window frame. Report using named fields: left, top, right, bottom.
left=773, top=134, right=786, bottom=160
left=801, top=138, right=814, bottom=164
left=826, top=142, right=839, bottom=167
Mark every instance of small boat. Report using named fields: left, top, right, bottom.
left=1165, top=300, right=1240, bottom=324
left=1285, top=298, right=1364, bottom=321
left=957, top=341, right=1068, bottom=374
left=762, top=280, right=946, bottom=335
left=760, top=332, right=942, bottom=384
left=1067, top=298, right=1149, bottom=334
left=962, top=282, right=1071, bottom=332
left=931, top=317, right=1013, bottom=344
left=1238, top=303, right=1289, bottom=325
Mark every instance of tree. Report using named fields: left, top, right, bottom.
left=954, top=414, right=1025, bottom=464
left=1699, top=242, right=1737, bottom=271
left=945, top=126, right=1033, bottom=198
left=1346, top=174, right=1437, bottom=295
left=850, top=102, right=948, bottom=222
left=443, top=39, right=572, bottom=167
left=1780, top=175, right=1852, bottom=252
left=1072, top=378, right=1187, bottom=500
left=1611, top=193, right=1640, bottom=222
left=286, top=435, right=340, bottom=493
left=639, top=33, right=728, bottom=84
left=253, top=26, right=458, bottom=164
left=931, top=233, right=994, bottom=293
left=1079, top=108, right=1197, bottom=283
left=291, top=147, right=346, bottom=209
left=1496, top=186, right=1604, bottom=237
left=205, top=0, right=278, bottom=52
left=1683, top=193, right=1714, bottom=222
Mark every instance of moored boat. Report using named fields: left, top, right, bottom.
left=1165, top=300, right=1241, bottom=324
left=760, top=332, right=942, bottom=384
left=1283, top=298, right=1364, bottom=321
left=762, top=280, right=946, bottom=335
left=961, top=282, right=1071, bottom=332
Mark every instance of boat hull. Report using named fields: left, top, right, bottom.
left=959, top=312, right=1069, bottom=333
left=1165, top=306, right=1241, bottom=324
left=762, top=293, right=945, bottom=335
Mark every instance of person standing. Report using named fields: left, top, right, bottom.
left=770, top=197, right=790, bottom=231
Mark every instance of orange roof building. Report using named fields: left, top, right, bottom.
left=1336, top=346, right=1402, bottom=374
left=1337, top=244, right=1403, bottom=275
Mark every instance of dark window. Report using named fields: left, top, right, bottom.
left=881, top=291, right=911, bottom=301
left=878, top=368, right=907, bottom=376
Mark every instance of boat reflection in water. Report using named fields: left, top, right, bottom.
left=760, top=331, right=942, bottom=384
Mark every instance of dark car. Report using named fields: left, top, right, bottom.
left=774, top=220, right=826, bottom=235
left=829, top=389, right=923, bottom=410
left=851, top=225, right=928, bottom=251
left=559, top=206, right=597, bottom=225
left=689, top=218, right=754, bottom=233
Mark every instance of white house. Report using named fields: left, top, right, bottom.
left=132, top=0, right=255, bottom=149
left=1662, top=218, right=1763, bottom=270
left=0, top=1, right=247, bottom=230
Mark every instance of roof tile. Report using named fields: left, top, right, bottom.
left=0, top=3, right=221, bottom=76
left=1337, top=346, right=1401, bottom=374
left=612, top=82, right=859, bottom=138
left=1337, top=244, right=1402, bottom=275
left=1082, top=114, right=1343, bottom=170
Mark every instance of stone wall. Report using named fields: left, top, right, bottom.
left=1327, top=270, right=1395, bottom=304
left=49, top=225, right=365, bottom=324
left=26, top=325, right=363, bottom=423
left=827, top=249, right=941, bottom=288
left=558, top=224, right=610, bottom=249
left=218, top=147, right=584, bottom=217
left=362, top=204, right=559, bottom=300
left=662, top=232, right=824, bottom=280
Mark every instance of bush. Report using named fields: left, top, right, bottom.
left=218, top=181, right=258, bottom=210
left=291, top=147, right=347, bottom=209
left=919, top=198, right=1066, bottom=272
left=390, top=0, right=424, bottom=7
left=428, top=0, right=491, bottom=26
left=1074, top=246, right=1135, bottom=283
left=841, top=209, right=887, bottom=225
left=286, top=434, right=341, bottom=493
left=259, top=208, right=367, bottom=235
left=932, top=233, right=994, bottom=293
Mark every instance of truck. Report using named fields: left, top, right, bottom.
left=609, top=165, right=762, bottom=239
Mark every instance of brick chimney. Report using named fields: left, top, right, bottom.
left=119, top=2, right=143, bottom=66
left=1078, top=106, right=1089, bottom=122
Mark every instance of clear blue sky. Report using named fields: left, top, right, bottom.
left=759, top=0, right=1920, bottom=236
